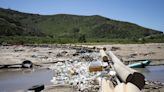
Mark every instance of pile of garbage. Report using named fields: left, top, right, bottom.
left=49, top=60, right=101, bottom=92
left=144, top=80, right=164, bottom=89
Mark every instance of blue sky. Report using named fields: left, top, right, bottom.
left=0, top=0, right=164, bottom=32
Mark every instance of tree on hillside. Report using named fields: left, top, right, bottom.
left=72, top=27, right=80, bottom=42
left=78, top=34, right=86, bottom=43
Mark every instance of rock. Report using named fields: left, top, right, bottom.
left=56, top=53, right=63, bottom=57
left=76, top=48, right=94, bottom=54
left=31, top=55, right=37, bottom=58
left=38, top=55, right=48, bottom=59
left=48, top=51, right=52, bottom=54
left=61, top=51, right=68, bottom=54
left=14, top=49, right=25, bottom=52
left=157, top=47, right=161, bottom=49
left=80, top=55, right=94, bottom=61
left=56, top=51, right=69, bottom=57
left=110, top=47, right=121, bottom=51
left=139, top=52, right=155, bottom=56
left=77, top=49, right=87, bottom=53
left=86, top=49, right=93, bottom=53
left=72, top=53, right=79, bottom=56
left=128, top=53, right=137, bottom=58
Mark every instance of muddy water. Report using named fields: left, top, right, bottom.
left=0, top=69, right=53, bottom=92
left=135, top=65, right=164, bottom=83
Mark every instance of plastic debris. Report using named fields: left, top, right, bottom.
left=49, top=60, right=101, bottom=92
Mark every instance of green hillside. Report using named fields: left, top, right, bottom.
left=0, top=8, right=163, bottom=44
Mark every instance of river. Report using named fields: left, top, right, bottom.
left=0, top=66, right=164, bottom=92
left=0, top=69, right=53, bottom=92
left=135, top=65, right=164, bottom=83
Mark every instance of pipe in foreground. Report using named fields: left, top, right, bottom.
left=108, top=51, right=145, bottom=90
left=101, top=78, right=114, bottom=92
left=100, top=50, right=109, bottom=62
left=114, top=83, right=141, bottom=92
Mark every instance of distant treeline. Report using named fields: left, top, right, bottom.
left=0, top=8, right=163, bottom=44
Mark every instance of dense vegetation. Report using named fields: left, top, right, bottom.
left=0, top=8, right=163, bottom=44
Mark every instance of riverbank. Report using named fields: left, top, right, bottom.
left=0, top=43, right=164, bottom=65
left=0, top=43, right=164, bottom=92
left=95, top=43, right=164, bottom=65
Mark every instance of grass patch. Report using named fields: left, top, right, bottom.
left=1, top=36, right=164, bottom=45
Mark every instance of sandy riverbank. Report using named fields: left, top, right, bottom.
left=95, top=43, right=164, bottom=65
left=0, top=45, right=77, bottom=65
left=0, top=43, right=164, bottom=65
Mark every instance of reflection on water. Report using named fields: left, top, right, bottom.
left=135, top=65, right=164, bottom=83
left=0, top=69, right=53, bottom=92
